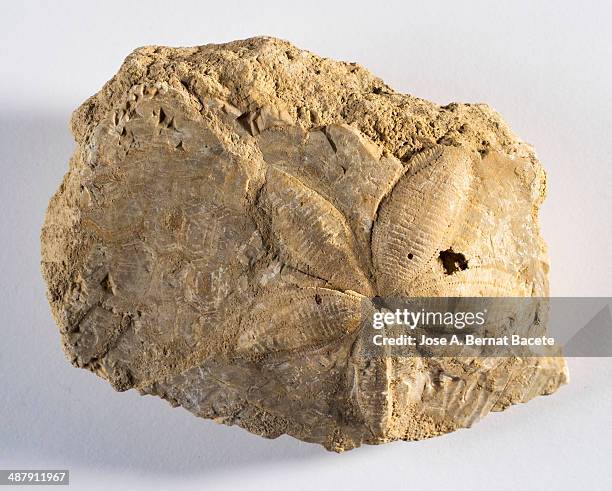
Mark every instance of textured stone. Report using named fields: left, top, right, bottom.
left=41, top=37, right=567, bottom=451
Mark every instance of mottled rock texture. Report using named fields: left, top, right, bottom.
left=41, top=37, right=567, bottom=451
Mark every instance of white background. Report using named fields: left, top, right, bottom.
left=1, top=1, right=611, bottom=489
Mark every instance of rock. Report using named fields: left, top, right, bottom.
left=41, top=37, right=568, bottom=451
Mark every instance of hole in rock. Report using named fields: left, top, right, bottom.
left=439, top=249, right=468, bottom=275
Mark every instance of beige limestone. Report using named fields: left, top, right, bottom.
left=41, top=37, right=567, bottom=451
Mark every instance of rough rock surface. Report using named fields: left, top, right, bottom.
left=41, top=37, right=568, bottom=451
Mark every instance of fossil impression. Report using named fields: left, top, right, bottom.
left=41, top=37, right=568, bottom=451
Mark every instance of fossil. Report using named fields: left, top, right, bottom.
left=41, top=37, right=567, bottom=451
